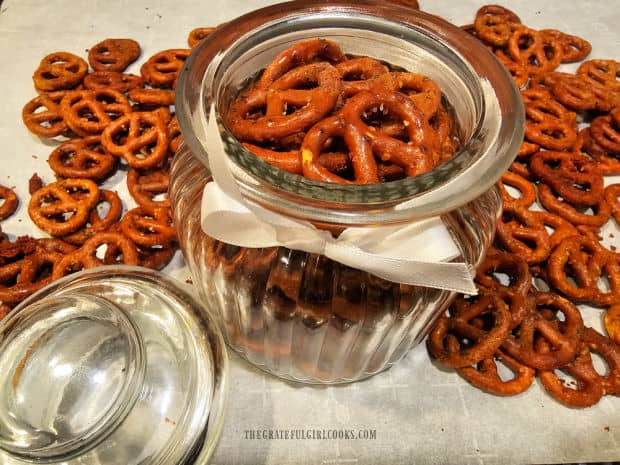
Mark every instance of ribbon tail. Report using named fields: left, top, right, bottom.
left=325, top=241, right=477, bottom=295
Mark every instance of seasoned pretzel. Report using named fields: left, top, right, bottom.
left=167, top=115, right=182, bottom=153
left=538, top=183, right=612, bottom=227
left=542, top=72, right=600, bottom=111
left=28, top=178, right=99, bottom=236
left=48, top=136, right=117, bottom=181
left=84, top=71, right=144, bottom=93
left=502, top=292, right=584, bottom=370
left=547, top=234, right=604, bottom=303
left=527, top=210, right=578, bottom=249
left=577, top=59, right=620, bottom=111
left=33, top=52, right=88, bottom=91
left=140, top=49, right=190, bottom=88
left=336, top=57, right=389, bottom=98
left=530, top=150, right=604, bottom=206
left=340, top=90, right=440, bottom=174
left=578, top=127, right=620, bottom=175
left=605, top=305, right=620, bottom=346
left=60, top=89, right=132, bottom=137
left=126, top=168, right=170, bottom=214
left=134, top=243, right=176, bottom=270
left=427, top=294, right=512, bottom=368
left=508, top=26, right=562, bottom=77
left=128, top=88, right=176, bottom=107
left=537, top=336, right=603, bottom=408
left=494, top=49, right=529, bottom=89
left=496, top=202, right=551, bottom=264
left=88, top=38, right=141, bottom=72
left=101, top=111, right=170, bottom=169
left=0, top=248, right=61, bottom=304
left=52, top=231, right=138, bottom=279
left=539, top=29, right=591, bottom=63
left=63, top=190, right=123, bottom=245
left=521, top=88, right=577, bottom=150
left=0, top=185, right=18, bottom=221
left=188, top=27, right=217, bottom=48
left=21, top=91, right=69, bottom=138
left=606, top=184, right=620, bottom=224
left=256, top=38, right=345, bottom=89
left=581, top=328, right=620, bottom=396
left=475, top=250, right=532, bottom=297
left=473, top=4, right=521, bottom=47
left=456, top=348, right=535, bottom=396
left=227, top=62, right=342, bottom=143
left=590, top=115, right=620, bottom=156
left=498, top=171, right=536, bottom=208
left=120, top=207, right=177, bottom=247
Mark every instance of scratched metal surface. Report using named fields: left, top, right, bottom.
left=0, top=1, right=619, bottom=464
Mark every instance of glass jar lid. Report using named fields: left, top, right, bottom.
left=0, top=266, right=228, bottom=465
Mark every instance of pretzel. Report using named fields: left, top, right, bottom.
left=88, top=38, right=141, bottom=72
left=48, top=136, right=117, bottom=181
left=128, top=88, right=176, bottom=107
left=498, top=171, right=536, bottom=208
left=606, top=184, right=620, bottom=224
left=527, top=210, right=578, bottom=249
left=547, top=234, right=607, bottom=303
left=494, top=49, right=529, bottom=89
left=456, top=348, right=535, bottom=396
left=140, top=49, right=190, bottom=88
left=187, top=26, right=217, bottom=48
left=21, top=91, right=69, bottom=137
left=585, top=245, right=620, bottom=307
left=33, top=52, right=88, bottom=91
left=336, top=57, right=389, bottom=97
left=134, top=243, right=176, bottom=270
left=60, top=89, right=132, bottom=137
left=496, top=202, right=551, bottom=264
left=0, top=248, right=61, bottom=304
left=473, top=4, right=521, bottom=47
left=0, top=185, right=18, bottom=221
left=126, top=168, right=170, bottom=214
left=28, top=178, right=99, bottom=236
left=256, top=38, right=346, bottom=89
left=502, top=292, right=584, bottom=370
left=605, top=305, right=620, bottom=346
left=575, top=60, right=620, bottom=111
left=120, top=207, right=177, bottom=247
left=537, top=335, right=603, bottom=408
left=101, top=111, right=170, bottom=169
left=577, top=127, right=620, bottom=175
left=590, top=115, right=620, bottom=156
left=538, top=183, right=612, bottom=227
left=539, top=29, right=591, bottom=63
left=63, top=190, right=123, bottom=245
left=340, top=89, right=440, bottom=174
left=474, top=250, right=532, bottom=297
left=167, top=115, right=182, bottom=153
left=227, top=62, right=342, bottom=143
left=52, top=231, right=138, bottom=279
left=508, top=26, right=562, bottom=77
left=427, top=294, right=512, bottom=368
left=529, top=150, right=604, bottom=206
left=521, top=88, right=577, bottom=150
left=84, top=71, right=144, bottom=93
left=539, top=72, right=600, bottom=111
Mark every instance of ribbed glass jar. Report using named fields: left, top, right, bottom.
left=170, top=0, right=523, bottom=383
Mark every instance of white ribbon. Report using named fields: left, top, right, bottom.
left=200, top=105, right=477, bottom=294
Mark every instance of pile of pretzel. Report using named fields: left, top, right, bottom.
left=0, top=28, right=217, bottom=316
left=429, top=5, right=620, bottom=408
left=225, top=38, right=458, bottom=184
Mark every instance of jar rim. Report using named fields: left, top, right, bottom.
left=176, top=0, right=524, bottom=224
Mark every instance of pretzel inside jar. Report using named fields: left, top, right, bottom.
left=224, top=39, right=458, bottom=184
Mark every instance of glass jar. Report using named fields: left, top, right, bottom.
left=170, top=0, right=524, bottom=383
left=0, top=267, right=227, bottom=465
